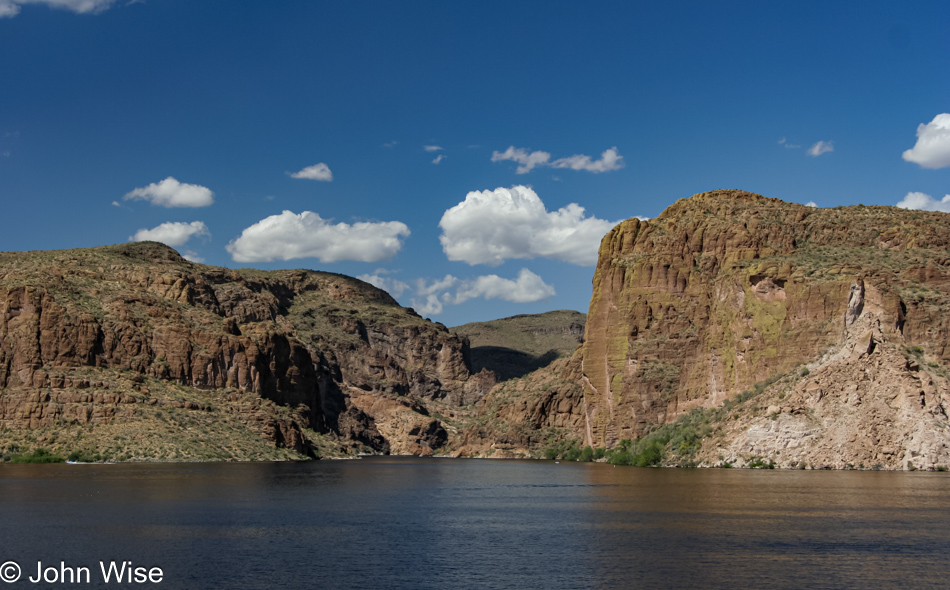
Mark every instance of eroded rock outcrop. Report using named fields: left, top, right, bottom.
left=0, top=242, right=492, bottom=457
left=459, top=190, right=950, bottom=468
left=579, top=190, right=950, bottom=449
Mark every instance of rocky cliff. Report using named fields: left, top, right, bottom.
left=458, top=190, right=950, bottom=469
left=0, top=242, right=493, bottom=460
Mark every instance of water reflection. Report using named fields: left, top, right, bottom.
left=585, top=467, right=950, bottom=589
left=1, top=460, right=948, bottom=589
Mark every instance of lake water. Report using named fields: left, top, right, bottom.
left=2, top=458, right=949, bottom=589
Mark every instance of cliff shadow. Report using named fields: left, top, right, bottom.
left=469, top=346, right=562, bottom=381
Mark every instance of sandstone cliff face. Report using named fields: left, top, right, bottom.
left=0, top=242, right=490, bottom=457
left=580, top=190, right=950, bottom=448
left=457, top=190, right=950, bottom=468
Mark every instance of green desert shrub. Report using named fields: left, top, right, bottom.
left=10, top=448, right=65, bottom=464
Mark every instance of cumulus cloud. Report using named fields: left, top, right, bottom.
left=807, top=141, right=834, bottom=157
left=805, top=201, right=817, bottom=208
left=551, top=148, right=624, bottom=172
left=130, top=221, right=210, bottom=248
left=415, top=275, right=458, bottom=297
left=289, top=163, right=333, bottom=181
left=896, top=191, right=950, bottom=213
left=226, top=210, right=409, bottom=263
left=902, top=113, right=950, bottom=169
left=409, top=269, right=555, bottom=316
left=451, top=269, right=555, bottom=304
left=0, top=0, right=116, bottom=17
left=411, top=295, right=445, bottom=316
left=423, top=145, right=443, bottom=152
left=491, top=146, right=623, bottom=174
left=490, top=146, right=552, bottom=174
left=432, top=154, right=446, bottom=165
left=182, top=251, right=205, bottom=264
left=357, top=270, right=410, bottom=298
left=124, top=177, right=214, bottom=208
left=438, top=185, right=620, bottom=266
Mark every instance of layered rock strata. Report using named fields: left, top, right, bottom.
left=580, top=190, right=950, bottom=448
left=458, top=190, right=950, bottom=468
left=0, top=242, right=492, bottom=457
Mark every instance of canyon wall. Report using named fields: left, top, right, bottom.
left=0, top=242, right=492, bottom=457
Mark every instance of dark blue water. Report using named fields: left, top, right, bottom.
left=2, top=458, right=949, bottom=589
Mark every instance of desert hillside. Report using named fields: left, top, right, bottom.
left=451, top=310, right=585, bottom=380
left=0, top=242, right=493, bottom=461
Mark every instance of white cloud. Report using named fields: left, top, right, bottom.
left=415, top=275, right=458, bottom=297
left=805, top=201, right=817, bottom=208
left=432, top=154, right=446, bottom=165
left=0, top=1, right=20, bottom=17
left=226, top=210, right=409, bottom=263
left=491, top=146, right=624, bottom=174
left=896, top=191, right=950, bottom=213
left=409, top=275, right=459, bottom=315
left=807, top=141, right=834, bottom=157
left=124, top=177, right=214, bottom=208
left=130, top=221, right=210, bottom=248
left=111, top=200, right=120, bottom=206
left=409, top=269, right=555, bottom=316
left=423, top=145, right=443, bottom=152
left=182, top=251, right=205, bottom=264
left=382, top=140, right=398, bottom=148
left=902, top=113, right=950, bottom=169
left=415, top=271, right=554, bottom=315
left=411, top=294, right=445, bottom=316
left=451, top=269, right=555, bottom=304
left=289, top=163, right=333, bottom=181
left=0, top=0, right=116, bottom=17
left=438, top=185, right=620, bottom=266
left=551, top=147, right=624, bottom=173
left=357, top=271, right=410, bottom=298
left=490, top=146, right=552, bottom=174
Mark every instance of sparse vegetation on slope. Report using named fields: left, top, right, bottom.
left=0, top=241, right=490, bottom=461
left=452, top=310, right=585, bottom=380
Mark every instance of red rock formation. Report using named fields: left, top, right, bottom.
left=580, top=190, right=950, bottom=447
left=0, top=242, right=491, bottom=456
left=457, top=190, right=950, bottom=467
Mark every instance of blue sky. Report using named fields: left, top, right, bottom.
left=1, top=1, right=949, bottom=326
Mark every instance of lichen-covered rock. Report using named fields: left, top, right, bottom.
left=580, top=190, right=950, bottom=448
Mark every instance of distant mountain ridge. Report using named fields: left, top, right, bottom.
left=451, top=310, right=585, bottom=381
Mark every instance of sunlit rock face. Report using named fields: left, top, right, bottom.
left=460, top=190, right=950, bottom=469
left=0, top=242, right=492, bottom=457
left=581, top=189, right=950, bottom=447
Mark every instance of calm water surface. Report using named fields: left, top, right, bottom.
left=1, top=458, right=949, bottom=589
